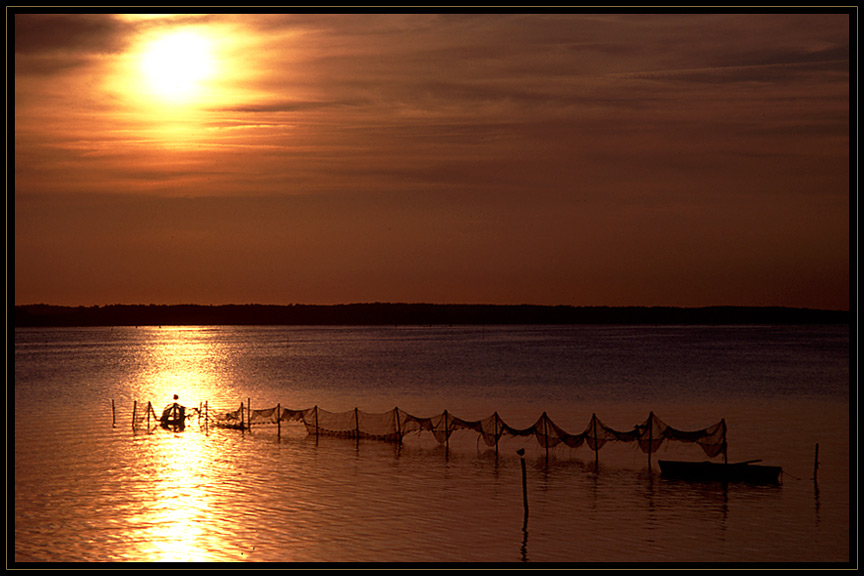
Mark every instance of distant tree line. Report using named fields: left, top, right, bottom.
left=13, top=303, right=849, bottom=327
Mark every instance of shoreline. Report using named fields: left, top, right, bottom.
left=13, top=303, right=850, bottom=327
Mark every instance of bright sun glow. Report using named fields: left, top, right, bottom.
left=139, top=29, right=216, bottom=103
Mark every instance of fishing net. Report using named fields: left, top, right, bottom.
left=249, top=406, right=280, bottom=426
left=662, top=417, right=727, bottom=458
left=213, top=403, right=246, bottom=429
left=131, top=401, right=159, bottom=431
left=130, top=396, right=727, bottom=460
left=198, top=404, right=727, bottom=459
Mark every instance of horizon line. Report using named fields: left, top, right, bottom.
left=13, top=302, right=852, bottom=313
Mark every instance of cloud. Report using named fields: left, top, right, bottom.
left=14, top=14, right=127, bottom=55
left=13, top=14, right=134, bottom=77
left=215, top=98, right=374, bottom=114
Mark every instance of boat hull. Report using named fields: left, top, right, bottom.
left=658, top=460, right=782, bottom=484
left=160, top=403, right=186, bottom=431
left=160, top=419, right=186, bottom=430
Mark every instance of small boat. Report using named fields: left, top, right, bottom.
left=160, top=402, right=186, bottom=430
left=214, top=420, right=245, bottom=431
left=658, top=459, right=782, bottom=484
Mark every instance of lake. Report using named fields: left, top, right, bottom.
left=12, top=324, right=852, bottom=565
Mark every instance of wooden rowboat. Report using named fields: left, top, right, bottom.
left=658, top=459, right=782, bottom=484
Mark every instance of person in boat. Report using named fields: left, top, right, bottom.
left=160, top=394, right=186, bottom=429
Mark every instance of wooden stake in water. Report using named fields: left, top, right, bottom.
left=518, top=448, right=528, bottom=519
left=813, top=443, right=819, bottom=483
left=542, top=412, right=549, bottom=461
left=647, top=411, right=654, bottom=470
left=494, top=412, right=500, bottom=456
left=444, top=410, right=450, bottom=454
left=394, top=407, right=402, bottom=444
left=132, top=400, right=137, bottom=431
left=354, top=407, right=360, bottom=441
left=112, top=399, right=116, bottom=428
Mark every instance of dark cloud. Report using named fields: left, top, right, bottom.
left=714, top=43, right=849, bottom=69
left=618, top=58, right=848, bottom=86
left=215, top=98, right=374, bottom=114
left=14, top=13, right=129, bottom=55
left=13, top=13, right=133, bottom=77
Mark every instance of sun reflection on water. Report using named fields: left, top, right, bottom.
left=123, top=326, right=250, bottom=561
left=131, top=326, right=240, bottom=410
left=133, top=434, right=211, bottom=561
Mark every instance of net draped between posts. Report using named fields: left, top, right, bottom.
left=216, top=404, right=727, bottom=458
left=131, top=401, right=159, bottom=430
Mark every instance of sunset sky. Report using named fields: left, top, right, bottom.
left=13, top=12, right=851, bottom=309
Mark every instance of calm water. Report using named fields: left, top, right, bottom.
left=13, top=324, right=851, bottom=564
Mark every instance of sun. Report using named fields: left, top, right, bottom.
left=139, top=29, right=216, bottom=103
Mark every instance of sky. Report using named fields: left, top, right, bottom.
left=12, top=12, right=852, bottom=309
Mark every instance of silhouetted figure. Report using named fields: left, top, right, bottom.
left=160, top=394, right=186, bottom=431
